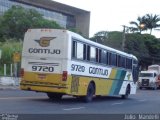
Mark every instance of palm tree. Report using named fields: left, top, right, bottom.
left=143, top=14, right=160, bottom=35
left=129, top=16, right=146, bottom=34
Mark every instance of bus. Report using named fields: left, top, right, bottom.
left=20, top=29, right=139, bottom=102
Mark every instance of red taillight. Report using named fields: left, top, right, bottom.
left=62, top=71, right=68, bottom=81
left=20, top=68, right=24, bottom=77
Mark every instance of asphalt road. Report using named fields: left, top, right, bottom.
left=0, top=88, right=160, bottom=114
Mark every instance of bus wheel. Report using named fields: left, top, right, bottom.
left=84, top=82, right=95, bottom=102
left=121, top=85, right=130, bottom=99
left=47, top=93, right=63, bottom=100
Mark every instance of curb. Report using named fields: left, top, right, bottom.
left=0, top=85, right=19, bottom=90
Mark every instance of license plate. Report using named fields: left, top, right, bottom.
left=37, top=74, right=46, bottom=80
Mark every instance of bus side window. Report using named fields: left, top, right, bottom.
left=106, top=51, right=108, bottom=65
left=118, top=55, right=125, bottom=68
left=72, top=41, right=77, bottom=58
left=115, top=54, right=118, bottom=66
left=96, top=48, right=99, bottom=62
left=76, top=42, right=84, bottom=60
left=108, top=52, right=112, bottom=65
left=113, top=53, right=117, bottom=66
left=122, top=57, right=125, bottom=68
left=109, top=53, right=117, bottom=66
left=83, top=44, right=86, bottom=60
left=90, top=47, right=96, bottom=62
left=98, top=49, right=102, bottom=63
left=126, top=58, right=132, bottom=69
left=87, top=45, right=90, bottom=61
left=117, top=55, right=121, bottom=67
left=130, top=59, right=133, bottom=69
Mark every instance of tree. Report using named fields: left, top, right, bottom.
left=129, top=16, right=146, bottom=34
left=0, top=6, right=62, bottom=40
left=144, top=35, right=160, bottom=63
left=90, top=31, right=108, bottom=44
left=125, top=33, right=149, bottom=59
left=143, top=14, right=160, bottom=35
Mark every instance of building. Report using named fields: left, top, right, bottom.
left=0, top=0, right=90, bottom=37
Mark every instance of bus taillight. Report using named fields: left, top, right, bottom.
left=62, top=71, right=68, bottom=81
left=20, top=68, right=24, bottom=77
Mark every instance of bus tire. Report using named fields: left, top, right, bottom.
left=84, top=82, right=95, bottom=103
left=121, top=85, right=130, bottom=99
left=47, top=93, right=63, bottom=100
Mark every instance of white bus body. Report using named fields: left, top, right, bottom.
left=20, top=29, right=139, bottom=102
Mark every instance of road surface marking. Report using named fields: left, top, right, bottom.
left=138, top=99, right=146, bottom=102
left=111, top=102, right=124, bottom=105
left=63, top=107, right=85, bottom=111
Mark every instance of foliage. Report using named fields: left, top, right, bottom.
left=107, top=31, right=123, bottom=50
left=0, top=6, right=62, bottom=41
left=129, top=14, right=160, bottom=35
left=0, top=41, right=22, bottom=75
left=125, top=33, right=149, bottom=60
left=91, top=31, right=123, bottom=50
left=0, top=41, right=22, bottom=64
left=90, top=31, right=108, bottom=44
left=129, top=16, right=146, bottom=33
left=145, top=38, right=160, bottom=58
left=143, top=14, right=160, bottom=34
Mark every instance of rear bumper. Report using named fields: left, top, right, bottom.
left=20, top=83, right=68, bottom=94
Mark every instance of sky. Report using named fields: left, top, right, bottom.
left=54, top=0, right=160, bottom=38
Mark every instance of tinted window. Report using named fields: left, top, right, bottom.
left=72, top=41, right=76, bottom=58
left=87, top=45, right=90, bottom=61
left=90, top=47, right=96, bottom=62
left=100, top=50, right=107, bottom=64
left=126, top=58, right=132, bottom=69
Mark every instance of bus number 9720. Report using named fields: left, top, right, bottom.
left=32, top=66, right=54, bottom=72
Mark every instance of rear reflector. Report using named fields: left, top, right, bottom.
left=62, top=71, right=68, bottom=81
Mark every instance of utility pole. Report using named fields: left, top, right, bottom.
left=122, top=25, right=126, bottom=51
